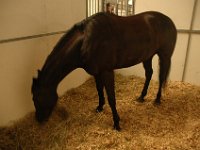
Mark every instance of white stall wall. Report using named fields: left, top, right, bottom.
left=0, top=0, right=46, bottom=40
left=184, top=35, right=200, bottom=85
left=184, top=1, right=200, bottom=85
left=193, top=0, right=200, bottom=30
left=135, top=0, right=194, bottom=29
left=117, top=0, right=200, bottom=84
left=0, top=0, right=88, bottom=126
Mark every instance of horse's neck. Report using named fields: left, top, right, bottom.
left=40, top=33, right=83, bottom=88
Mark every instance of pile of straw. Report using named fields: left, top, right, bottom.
left=0, top=74, right=200, bottom=149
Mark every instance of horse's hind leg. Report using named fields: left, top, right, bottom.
left=155, top=56, right=171, bottom=105
left=94, top=75, right=105, bottom=112
left=101, top=70, right=120, bottom=130
left=137, top=57, right=153, bottom=102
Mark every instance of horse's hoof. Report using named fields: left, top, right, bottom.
left=114, top=124, right=121, bottom=131
left=154, top=100, right=161, bottom=106
left=136, top=96, right=145, bottom=103
left=96, top=106, right=103, bottom=113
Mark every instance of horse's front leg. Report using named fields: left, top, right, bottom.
left=94, top=75, right=105, bottom=112
left=102, top=71, right=121, bottom=131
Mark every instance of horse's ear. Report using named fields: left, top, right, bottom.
left=32, top=78, right=37, bottom=93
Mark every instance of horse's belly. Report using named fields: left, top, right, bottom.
left=115, top=48, right=155, bottom=69
left=82, top=59, right=114, bottom=75
left=114, top=58, right=141, bottom=69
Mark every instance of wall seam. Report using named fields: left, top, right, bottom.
left=181, top=0, right=198, bottom=82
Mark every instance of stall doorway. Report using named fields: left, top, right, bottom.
left=86, top=0, right=135, bottom=17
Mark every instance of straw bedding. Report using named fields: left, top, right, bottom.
left=0, top=74, right=200, bottom=149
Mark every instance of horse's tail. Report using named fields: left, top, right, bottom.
left=160, top=58, right=171, bottom=89
left=158, top=37, right=176, bottom=90
left=158, top=14, right=177, bottom=89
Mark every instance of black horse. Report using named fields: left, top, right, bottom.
left=32, top=11, right=177, bottom=130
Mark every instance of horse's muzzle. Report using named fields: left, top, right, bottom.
left=35, top=110, right=51, bottom=123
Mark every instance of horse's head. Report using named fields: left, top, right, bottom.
left=31, top=70, right=58, bottom=122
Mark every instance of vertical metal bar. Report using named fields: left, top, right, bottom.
left=91, top=0, right=93, bottom=15
left=94, top=0, right=96, bottom=14
left=118, top=0, right=120, bottom=15
left=115, top=0, right=117, bottom=14
left=88, top=0, right=91, bottom=16
left=133, top=0, right=135, bottom=15
left=103, top=0, right=106, bottom=12
left=97, top=0, right=98, bottom=13
left=94, top=0, right=96, bottom=13
left=182, top=0, right=198, bottom=81
left=86, top=0, right=88, bottom=17
left=102, top=0, right=104, bottom=12
left=126, top=0, right=128, bottom=16
left=95, top=0, right=97, bottom=13
left=121, top=0, right=123, bottom=16
left=98, top=0, right=100, bottom=12
left=92, top=0, right=94, bottom=15
left=96, top=0, right=97, bottom=13
left=92, top=0, right=94, bottom=14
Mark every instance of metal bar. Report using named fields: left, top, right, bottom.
left=182, top=0, right=198, bottom=81
left=98, top=0, right=100, bottom=12
left=1, top=28, right=200, bottom=45
left=178, top=29, right=200, bottom=34
left=96, top=0, right=97, bottom=13
left=91, top=0, right=93, bottom=15
left=102, top=0, right=105, bottom=12
left=86, top=0, right=88, bottom=18
left=0, top=30, right=66, bottom=44
left=133, top=0, right=135, bottom=15
left=94, top=0, right=96, bottom=14
left=1, top=18, right=200, bottom=45
left=115, top=0, right=118, bottom=15
left=89, top=0, right=91, bottom=16
left=121, top=0, right=123, bottom=16
left=94, top=0, right=95, bottom=14
left=126, top=0, right=128, bottom=16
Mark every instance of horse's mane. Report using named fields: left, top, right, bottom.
left=53, top=12, right=110, bottom=53
left=37, top=20, right=85, bottom=81
left=48, top=20, right=85, bottom=58
left=49, top=12, right=109, bottom=53
left=36, top=13, right=110, bottom=81
left=40, top=13, right=109, bottom=71
left=53, top=22, right=85, bottom=52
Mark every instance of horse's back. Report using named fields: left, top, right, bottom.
left=118, top=11, right=177, bottom=47
left=83, top=11, right=176, bottom=51
left=81, top=11, right=177, bottom=74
